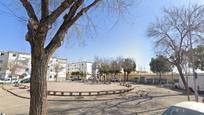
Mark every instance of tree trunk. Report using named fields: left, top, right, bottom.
left=123, top=72, right=126, bottom=82
left=55, top=74, right=58, bottom=82
left=127, top=73, right=129, bottom=81
left=159, top=72, right=162, bottom=86
left=29, top=48, right=49, bottom=115
left=193, top=71, right=199, bottom=102
left=176, top=64, right=187, bottom=90
left=186, top=75, right=190, bottom=101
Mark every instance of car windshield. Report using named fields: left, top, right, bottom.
left=162, top=106, right=204, bottom=115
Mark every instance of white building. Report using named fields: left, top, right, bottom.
left=48, top=57, right=67, bottom=81
left=67, top=62, right=93, bottom=79
left=0, top=51, right=31, bottom=79
left=0, top=51, right=67, bottom=81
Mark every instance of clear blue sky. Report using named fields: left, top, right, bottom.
left=0, top=0, right=203, bottom=71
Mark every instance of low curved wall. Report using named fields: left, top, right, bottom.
left=16, top=82, right=134, bottom=96
left=48, top=83, right=133, bottom=96
left=47, top=88, right=133, bottom=96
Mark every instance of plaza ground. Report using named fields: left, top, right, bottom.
left=0, top=82, right=203, bottom=115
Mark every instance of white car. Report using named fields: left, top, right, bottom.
left=162, top=101, right=204, bottom=115
left=0, top=78, right=19, bottom=84
left=0, top=80, right=4, bottom=84
left=0, top=78, right=11, bottom=84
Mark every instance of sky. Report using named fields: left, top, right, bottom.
left=0, top=0, right=203, bottom=71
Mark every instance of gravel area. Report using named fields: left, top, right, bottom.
left=47, top=81, right=127, bottom=91
left=1, top=83, right=204, bottom=115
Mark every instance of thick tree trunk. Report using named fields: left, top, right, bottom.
left=176, top=64, right=187, bottom=90
left=29, top=48, right=49, bottom=115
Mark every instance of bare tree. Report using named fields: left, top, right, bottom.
left=53, top=62, right=64, bottom=82
left=7, top=60, right=18, bottom=82
left=110, top=60, right=121, bottom=78
left=148, top=4, right=204, bottom=101
left=17, top=0, right=131, bottom=114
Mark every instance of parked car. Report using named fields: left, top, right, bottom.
left=0, top=80, right=4, bottom=84
left=88, top=77, right=95, bottom=81
left=111, top=77, right=120, bottom=82
left=71, top=76, right=81, bottom=81
left=14, top=78, right=30, bottom=84
left=162, top=101, right=204, bottom=115
left=0, top=78, right=17, bottom=84
left=20, top=78, right=30, bottom=83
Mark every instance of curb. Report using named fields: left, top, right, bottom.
left=1, top=86, right=30, bottom=99
left=1, top=85, right=135, bottom=101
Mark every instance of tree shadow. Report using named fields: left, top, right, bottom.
left=47, top=92, right=181, bottom=115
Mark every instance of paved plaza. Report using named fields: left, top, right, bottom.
left=0, top=82, right=203, bottom=115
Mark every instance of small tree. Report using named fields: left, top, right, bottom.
left=98, top=62, right=110, bottom=81
left=109, top=60, right=121, bottom=78
left=192, top=45, right=204, bottom=71
left=149, top=55, right=173, bottom=85
left=121, top=58, right=136, bottom=81
left=79, top=71, right=87, bottom=80
left=7, top=60, right=18, bottom=82
left=53, top=63, right=64, bottom=82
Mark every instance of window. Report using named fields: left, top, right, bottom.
left=13, top=54, right=16, bottom=57
left=25, top=68, right=29, bottom=72
left=0, top=53, right=4, bottom=56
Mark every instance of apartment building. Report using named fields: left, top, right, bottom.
left=0, top=51, right=31, bottom=79
left=48, top=57, right=67, bottom=81
left=0, top=51, right=67, bottom=81
left=67, top=62, right=93, bottom=79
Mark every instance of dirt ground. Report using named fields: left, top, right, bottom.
left=0, top=82, right=203, bottom=115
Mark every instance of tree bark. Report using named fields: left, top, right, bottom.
left=176, top=64, right=187, bottom=90
left=29, top=47, right=49, bottom=115
left=127, top=73, right=129, bottom=81
left=123, top=72, right=126, bottom=82
left=159, top=72, right=162, bottom=86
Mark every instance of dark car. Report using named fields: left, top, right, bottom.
left=20, top=78, right=30, bottom=83
left=71, top=76, right=81, bottom=81
left=111, top=77, right=120, bottom=82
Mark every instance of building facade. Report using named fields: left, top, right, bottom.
left=67, top=62, right=93, bottom=79
left=47, top=57, right=67, bottom=81
left=0, top=51, right=67, bottom=81
left=0, top=51, right=31, bottom=79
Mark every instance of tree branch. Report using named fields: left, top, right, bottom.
left=72, top=0, right=101, bottom=22
left=46, top=0, right=74, bottom=25
left=20, top=0, right=38, bottom=22
left=41, top=0, right=49, bottom=19
left=45, top=0, right=101, bottom=55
